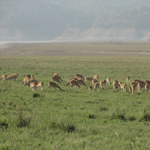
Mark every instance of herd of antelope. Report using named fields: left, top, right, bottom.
left=1, top=73, right=150, bottom=95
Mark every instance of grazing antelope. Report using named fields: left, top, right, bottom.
left=106, top=77, right=111, bottom=85
left=48, top=82, right=61, bottom=90
left=137, top=81, right=145, bottom=91
left=22, top=76, right=30, bottom=84
left=94, top=82, right=100, bottom=91
left=5, top=73, right=18, bottom=81
left=131, top=84, right=136, bottom=95
left=129, top=87, right=132, bottom=93
left=113, top=80, right=119, bottom=89
left=37, top=81, right=44, bottom=90
left=145, top=82, right=150, bottom=91
left=85, top=76, right=93, bottom=82
left=0, top=74, right=7, bottom=80
left=119, top=82, right=126, bottom=92
left=126, top=76, right=130, bottom=83
left=52, top=76, right=61, bottom=84
left=92, top=78, right=96, bottom=85
left=75, top=74, right=84, bottom=80
left=94, top=75, right=99, bottom=80
left=70, top=80, right=80, bottom=88
left=100, top=80, right=106, bottom=89
left=88, top=85, right=92, bottom=93
left=77, top=79, right=86, bottom=86
left=65, top=78, right=77, bottom=86
left=52, top=74, right=63, bottom=82
left=24, top=82, right=37, bottom=92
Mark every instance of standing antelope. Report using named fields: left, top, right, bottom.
left=0, top=74, right=7, bottom=80
left=48, top=82, right=61, bottom=90
left=75, top=74, right=84, bottom=80
left=137, top=81, right=145, bottom=91
left=106, top=77, right=111, bottom=85
left=94, top=75, right=99, bottom=80
left=88, top=85, right=92, bottom=93
left=77, top=79, right=86, bottom=86
left=126, top=76, right=130, bottom=83
left=94, top=82, right=100, bottom=91
left=37, top=81, right=44, bottom=90
left=22, top=76, right=30, bottom=84
left=100, top=80, right=106, bottom=89
left=53, top=74, right=63, bottom=82
left=70, top=80, right=80, bottom=88
left=113, top=80, right=119, bottom=89
left=145, top=82, right=150, bottom=91
left=129, top=87, right=132, bottom=93
left=92, top=78, right=96, bottom=85
left=24, top=82, right=37, bottom=92
left=85, top=76, right=93, bottom=82
left=52, top=76, right=61, bottom=84
left=131, top=84, right=136, bottom=95
left=119, top=82, right=126, bottom=92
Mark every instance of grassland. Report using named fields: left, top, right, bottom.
left=0, top=42, right=150, bottom=150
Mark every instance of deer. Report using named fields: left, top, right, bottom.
left=126, top=76, right=130, bottom=83
left=75, top=74, right=84, bottom=80
left=119, top=82, right=126, bottom=92
left=48, top=82, right=61, bottom=90
left=5, top=73, right=18, bottom=82
left=0, top=74, right=7, bottom=80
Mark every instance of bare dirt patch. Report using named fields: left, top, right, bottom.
left=1, top=41, right=150, bottom=57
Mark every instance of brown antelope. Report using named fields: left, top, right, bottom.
left=31, top=75, right=34, bottom=79
left=88, top=85, right=92, bottom=93
left=94, top=82, right=100, bottom=91
left=131, top=84, right=136, bottom=95
left=22, top=76, right=30, bottom=84
left=0, top=74, right=7, bottom=80
left=70, top=80, right=80, bottom=88
left=5, top=73, right=18, bottom=81
left=37, top=81, right=44, bottom=90
left=134, top=79, right=141, bottom=83
left=65, top=78, right=78, bottom=86
left=52, top=74, right=63, bottom=82
left=48, top=82, right=61, bottom=90
left=92, top=78, right=96, bottom=85
left=131, top=82, right=138, bottom=87
left=77, top=79, right=86, bottom=86
left=85, top=76, right=93, bottom=82
left=100, top=80, right=106, bottom=89
left=53, top=73, right=58, bottom=76
left=24, top=82, right=37, bottom=92
left=144, top=80, right=150, bottom=84
left=106, top=77, right=111, bottom=85
left=145, top=82, right=150, bottom=91
left=52, top=76, right=61, bottom=84
left=137, top=81, right=145, bottom=91
left=129, top=87, right=132, bottom=93
left=126, top=76, right=130, bottom=83
left=94, top=75, right=99, bottom=80
left=75, top=74, right=84, bottom=80
left=119, top=82, right=126, bottom=92
left=113, top=80, right=119, bottom=89
left=26, top=74, right=31, bottom=78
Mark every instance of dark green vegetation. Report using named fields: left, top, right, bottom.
left=0, top=42, right=150, bottom=149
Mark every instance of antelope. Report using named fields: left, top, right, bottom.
left=113, top=80, right=119, bottom=89
left=137, top=81, right=145, bottom=91
left=75, top=74, right=84, bottom=80
left=119, top=82, right=126, bottom=92
left=94, top=75, right=99, bottom=80
left=131, top=84, right=136, bottom=95
left=126, top=76, right=130, bottom=83
left=26, top=74, right=31, bottom=78
left=31, top=75, right=34, bottom=79
left=52, top=76, right=61, bottom=84
left=77, top=79, right=86, bottom=86
left=106, top=77, right=111, bottom=85
left=36, top=81, right=44, bottom=90
left=53, top=73, right=58, bottom=76
left=92, top=78, right=96, bottom=85
left=144, top=80, right=150, bottom=84
left=100, top=80, right=106, bottom=89
left=5, top=73, right=18, bottom=81
left=85, top=76, right=93, bottom=82
left=131, top=82, right=138, bottom=87
left=134, top=79, right=141, bottom=83
left=129, top=87, right=132, bottom=93
left=145, top=82, right=150, bottom=91
left=88, top=85, right=92, bottom=93
left=22, top=76, right=30, bottom=84
left=94, top=82, right=100, bottom=91
left=65, top=78, right=78, bottom=86
left=70, top=80, right=80, bottom=88
left=52, top=74, right=63, bottom=82
left=24, top=82, right=37, bottom=92
left=0, top=74, right=7, bottom=80
left=48, top=82, right=61, bottom=90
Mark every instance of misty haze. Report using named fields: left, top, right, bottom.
left=1, top=0, right=150, bottom=42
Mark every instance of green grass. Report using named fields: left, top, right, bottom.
left=0, top=55, right=150, bottom=150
